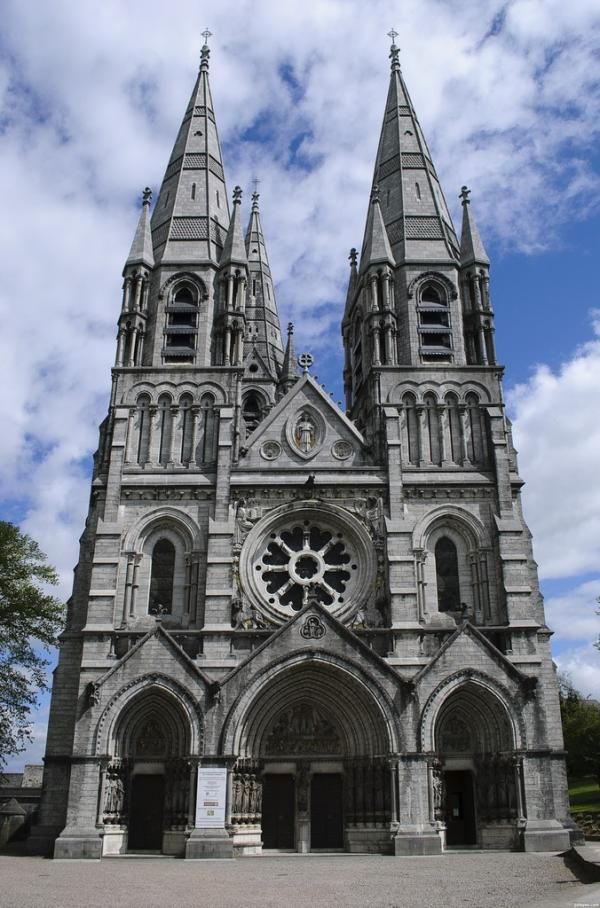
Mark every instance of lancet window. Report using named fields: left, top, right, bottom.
left=435, top=537, right=461, bottom=612
left=157, top=394, right=173, bottom=465
left=198, top=393, right=218, bottom=463
left=242, top=391, right=265, bottom=439
left=136, top=393, right=151, bottom=465
left=148, top=538, right=176, bottom=615
left=164, top=283, right=199, bottom=364
left=402, top=393, right=419, bottom=464
left=417, top=282, right=453, bottom=363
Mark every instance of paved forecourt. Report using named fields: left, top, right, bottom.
left=1, top=852, right=598, bottom=908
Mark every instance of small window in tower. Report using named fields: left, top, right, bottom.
left=252, top=279, right=257, bottom=296
left=421, top=286, right=442, bottom=306
left=216, top=189, right=220, bottom=208
left=386, top=189, right=391, bottom=207
left=435, top=537, right=460, bottom=612
left=266, top=284, right=271, bottom=300
left=415, top=182, right=421, bottom=200
left=163, top=191, right=170, bottom=208
left=149, top=538, right=175, bottom=615
left=191, top=183, right=196, bottom=200
left=404, top=130, right=413, bottom=136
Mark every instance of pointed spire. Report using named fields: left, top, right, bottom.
left=243, top=189, right=284, bottom=372
left=459, top=186, right=490, bottom=267
left=125, top=187, right=155, bottom=270
left=358, top=35, right=459, bottom=266
left=151, top=38, right=230, bottom=265
left=221, top=187, right=248, bottom=267
left=343, top=248, right=359, bottom=320
left=360, top=185, right=395, bottom=273
left=279, top=323, right=300, bottom=394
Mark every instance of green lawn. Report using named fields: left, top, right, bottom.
left=569, top=777, right=600, bottom=814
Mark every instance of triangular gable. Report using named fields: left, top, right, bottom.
left=219, top=600, right=409, bottom=692
left=92, top=623, right=211, bottom=691
left=412, top=621, right=535, bottom=692
left=243, top=345, right=277, bottom=382
left=238, top=374, right=372, bottom=468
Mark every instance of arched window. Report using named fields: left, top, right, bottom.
left=465, top=392, right=488, bottom=465
left=402, top=393, right=419, bottom=464
left=199, top=393, right=217, bottom=463
left=136, top=393, right=151, bottom=465
left=157, top=394, right=172, bottom=465
left=418, top=281, right=452, bottom=363
left=352, top=316, right=363, bottom=392
left=435, top=537, right=460, bottom=612
left=424, top=393, right=441, bottom=465
left=242, top=391, right=264, bottom=439
left=445, top=393, right=462, bottom=465
left=179, top=393, right=194, bottom=464
left=149, top=538, right=175, bottom=615
left=164, top=282, right=199, bottom=364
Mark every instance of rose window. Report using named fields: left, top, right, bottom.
left=256, top=522, right=358, bottom=613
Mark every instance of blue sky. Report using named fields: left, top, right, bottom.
left=1, top=0, right=599, bottom=771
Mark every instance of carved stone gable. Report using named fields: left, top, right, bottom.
left=264, top=703, right=342, bottom=755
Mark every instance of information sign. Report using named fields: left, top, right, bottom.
left=195, top=767, right=228, bottom=828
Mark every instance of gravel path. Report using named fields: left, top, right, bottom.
left=0, top=852, right=593, bottom=908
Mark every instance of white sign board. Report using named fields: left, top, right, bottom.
left=195, top=767, right=228, bottom=828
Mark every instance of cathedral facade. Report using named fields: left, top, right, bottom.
left=32, top=41, right=571, bottom=859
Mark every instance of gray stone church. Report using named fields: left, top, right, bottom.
left=31, top=40, right=571, bottom=859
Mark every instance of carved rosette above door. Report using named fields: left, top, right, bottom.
left=239, top=501, right=376, bottom=626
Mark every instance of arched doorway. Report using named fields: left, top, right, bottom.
left=102, top=687, right=193, bottom=855
left=432, top=680, right=522, bottom=849
left=225, top=658, right=397, bottom=854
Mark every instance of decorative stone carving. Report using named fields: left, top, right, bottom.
left=439, top=716, right=472, bottom=753
left=231, top=759, right=263, bottom=826
left=135, top=718, right=167, bottom=757
left=285, top=406, right=325, bottom=460
left=260, top=440, right=281, bottom=460
left=103, top=761, right=128, bottom=825
left=331, top=439, right=353, bottom=460
left=300, top=614, right=326, bottom=639
left=265, top=704, right=342, bottom=755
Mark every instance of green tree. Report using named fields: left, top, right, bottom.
left=559, top=674, right=600, bottom=784
left=0, top=521, right=64, bottom=767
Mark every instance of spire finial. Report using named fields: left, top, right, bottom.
left=371, top=183, right=380, bottom=205
left=233, top=186, right=242, bottom=205
left=460, top=185, right=471, bottom=206
left=349, top=248, right=358, bottom=268
left=142, top=186, right=152, bottom=207
left=388, top=29, right=401, bottom=71
left=287, top=322, right=294, bottom=336
left=251, top=191, right=260, bottom=211
left=200, top=30, right=212, bottom=71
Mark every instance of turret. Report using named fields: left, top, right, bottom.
left=115, top=187, right=153, bottom=368
left=214, top=187, right=248, bottom=366
left=459, top=186, right=496, bottom=365
left=278, top=323, right=300, bottom=396
left=244, top=191, right=284, bottom=377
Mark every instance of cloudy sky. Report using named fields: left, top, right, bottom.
left=1, top=0, right=599, bottom=770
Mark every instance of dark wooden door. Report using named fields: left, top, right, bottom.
left=444, top=770, right=476, bottom=846
left=262, top=774, right=295, bottom=849
left=128, top=774, right=165, bottom=851
left=310, top=773, right=343, bottom=849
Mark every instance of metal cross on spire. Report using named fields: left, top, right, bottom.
left=201, top=28, right=213, bottom=45
left=251, top=176, right=261, bottom=194
left=388, top=28, right=401, bottom=71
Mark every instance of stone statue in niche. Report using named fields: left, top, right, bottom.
left=104, top=765, right=126, bottom=820
left=294, top=411, right=317, bottom=453
left=234, top=498, right=259, bottom=545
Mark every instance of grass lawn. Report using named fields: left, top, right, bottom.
left=569, top=777, right=600, bottom=814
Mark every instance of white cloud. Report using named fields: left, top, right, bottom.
left=554, top=643, right=600, bottom=701
left=545, top=579, right=600, bottom=643
left=508, top=312, right=600, bottom=580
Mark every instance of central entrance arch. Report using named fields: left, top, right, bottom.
left=223, top=655, right=398, bottom=854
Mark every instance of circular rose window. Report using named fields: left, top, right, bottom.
left=240, top=502, right=376, bottom=625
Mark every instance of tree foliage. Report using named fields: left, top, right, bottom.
left=559, top=674, right=600, bottom=784
left=0, top=521, right=64, bottom=766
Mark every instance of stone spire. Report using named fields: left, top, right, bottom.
left=150, top=41, right=230, bottom=264
left=360, top=37, right=460, bottom=265
left=125, top=187, right=155, bottom=271
left=359, top=185, right=395, bottom=273
left=221, top=186, right=248, bottom=268
left=244, top=191, right=284, bottom=373
left=279, top=322, right=300, bottom=394
left=459, top=186, right=490, bottom=267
